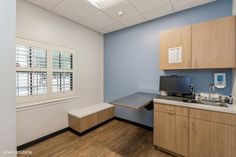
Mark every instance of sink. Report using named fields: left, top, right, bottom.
left=198, top=101, right=228, bottom=108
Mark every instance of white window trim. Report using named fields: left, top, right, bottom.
left=16, top=38, right=76, bottom=105
left=16, top=95, right=79, bottom=112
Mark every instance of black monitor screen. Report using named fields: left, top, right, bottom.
left=159, top=76, right=191, bottom=94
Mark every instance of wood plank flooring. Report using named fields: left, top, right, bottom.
left=18, top=120, right=173, bottom=157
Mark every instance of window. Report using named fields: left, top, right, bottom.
left=16, top=72, right=47, bottom=96
left=16, top=44, right=48, bottom=97
left=52, top=51, right=73, bottom=70
left=16, top=45, right=47, bottom=68
left=16, top=38, right=74, bottom=103
left=52, top=50, right=73, bottom=93
left=52, top=72, right=73, bottom=93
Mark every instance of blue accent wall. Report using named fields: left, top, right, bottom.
left=104, top=0, right=233, bottom=127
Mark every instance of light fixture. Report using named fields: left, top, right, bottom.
left=118, top=11, right=124, bottom=17
left=87, top=0, right=123, bottom=9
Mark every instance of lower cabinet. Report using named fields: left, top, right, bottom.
left=154, top=111, right=188, bottom=156
left=215, top=123, right=235, bottom=157
left=232, top=127, right=236, bottom=157
left=189, top=118, right=215, bottom=157
left=154, top=103, right=236, bottom=157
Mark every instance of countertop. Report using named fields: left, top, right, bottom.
left=110, top=92, right=157, bottom=109
left=154, top=98, right=236, bottom=114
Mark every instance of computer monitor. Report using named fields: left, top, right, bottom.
left=159, top=75, right=191, bottom=95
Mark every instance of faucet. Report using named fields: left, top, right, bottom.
left=208, top=83, right=215, bottom=102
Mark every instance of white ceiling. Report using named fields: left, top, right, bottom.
left=25, top=0, right=216, bottom=34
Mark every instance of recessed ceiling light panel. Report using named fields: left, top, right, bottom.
left=87, top=0, right=123, bottom=9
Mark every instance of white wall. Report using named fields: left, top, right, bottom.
left=233, top=0, right=236, bottom=100
left=16, top=0, right=104, bottom=146
left=233, top=0, right=236, bottom=15
left=0, top=0, right=16, bottom=156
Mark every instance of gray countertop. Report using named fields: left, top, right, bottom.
left=110, top=92, right=157, bottom=109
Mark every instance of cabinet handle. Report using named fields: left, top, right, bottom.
left=168, top=112, right=175, bottom=115
left=192, top=122, right=195, bottom=134
left=183, top=121, right=187, bottom=129
left=165, top=107, right=175, bottom=114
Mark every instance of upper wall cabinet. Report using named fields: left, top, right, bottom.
left=192, top=16, right=236, bottom=69
left=160, top=26, right=191, bottom=70
left=160, top=16, right=236, bottom=70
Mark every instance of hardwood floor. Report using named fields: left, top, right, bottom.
left=18, top=120, right=173, bottom=157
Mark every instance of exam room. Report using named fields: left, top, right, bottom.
left=1, top=0, right=236, bottom=157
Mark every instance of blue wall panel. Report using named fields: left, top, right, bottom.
left=104, top=0, right=233, bottom=127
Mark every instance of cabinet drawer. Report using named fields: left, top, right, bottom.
left=189, top=108, right=215, bottom=121
left=215, top=112, right=232, bottom=125
left=155, top=103, right=188, bottom=116
left=232, top=114, right=236, bottom=126
left=215, top=112, right=236, bottom=126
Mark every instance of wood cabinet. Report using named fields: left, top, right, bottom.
left=232, top=126, right=236, bottom=157
left=160, top=26, right=191, bottom=70
left=215, top=123, right=234, bottom=157
left=192, top=16, right=236, bottom=68
left=214, top=111, right=236, bottom=157
left=154, top=104, right=188, bottom=156
left=154, top=103, right=236, bottom=157
left=189, top=118, right=215, bottom=157
left=160, top=16, right=236, bottom=70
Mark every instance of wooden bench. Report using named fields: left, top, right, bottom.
left=68, top=103, right=115, bottom=133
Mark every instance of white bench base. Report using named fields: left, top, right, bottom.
left=68, top=103, right=114, bottom=133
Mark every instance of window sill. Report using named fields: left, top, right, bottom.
left=16, top=96, right=79, bottom=112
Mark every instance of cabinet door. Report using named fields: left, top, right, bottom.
left=154, top=111, right=188, bottom=156
left=189, top=118, right=215, bottom=157
left=160, top=26, right=191, bottom=70
left=192, top=16, right=235, bottom=68
left=232, top=126, right=236, bottom=157
left=215, top=123, right=235, bottom=157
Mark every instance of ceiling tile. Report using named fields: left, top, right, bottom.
left=26, top=0, right=59, bottom=10
left=142, top=4, right=174, bottom=20
left=44, top=0, right=63, bottom=5
left=103, top=0, right=140, bottom=21
left=25, top=0, right=218, bottom=34
left=56, top=0, right=99, bottom=20
left=128, top=0, right=170, bottom=12
left=83, top=11, right=117, bottom=28
left=78, top=18, right=98, bottom=29
left=120, top=15, right=145, bottom=27
left=171, top=0, right=212, bottom=11
left=103, top=22, right=124, bottom=33
left=53, top=7, right=81, bottom=23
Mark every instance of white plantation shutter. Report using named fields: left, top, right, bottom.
left=16, top=72, right=31, bottom=96
left=16, top=45, right=30, bottom=68
left=16, top=44, right=48, bottom=97
left=52, top=50, right=73, bottom=93
left=52, top=72, right=73, bottom=93
left=16, top=38, right=74, bottom=103
left=16, top=72, right=47, bottom=96
left=52, top=51, right=73, bottom=70
left=16, top=45, right=47, bottom=68
left=32, top=47, right=47, bottom=68
left=32, top=72, right=47, bottom=95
